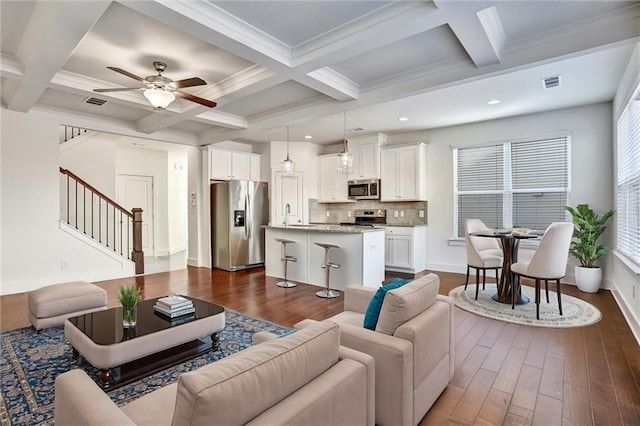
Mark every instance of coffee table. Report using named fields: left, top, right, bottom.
left=64, top=296, right=225, bottom=390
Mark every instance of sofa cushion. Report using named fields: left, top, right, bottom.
left=363, top=278, right=411, bottom=330
left=375, top=274, right=440, bottom=335
left=171, top=321, right=340, bottom=426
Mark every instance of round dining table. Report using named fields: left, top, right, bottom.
left=470, top=231, right=539, bottom=305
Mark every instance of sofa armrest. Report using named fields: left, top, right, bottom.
left=55, top=369, right=136, bottom=426
left=344, top=284, right=377, bottom=314
left=339, top=346, right=376, bottom=426
left=437, top=294, right=455, bottom=379
left=395, top=300, right=453, bottom=384
left=338, top=323, right=413, bottom=426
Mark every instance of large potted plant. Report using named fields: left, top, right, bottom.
left=564, top=204, right=614, bottom=293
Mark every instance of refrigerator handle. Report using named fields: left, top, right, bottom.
left=245, top=194, right=250, bottom=239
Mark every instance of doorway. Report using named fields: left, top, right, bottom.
left=117, top=174, right=155, bottom=255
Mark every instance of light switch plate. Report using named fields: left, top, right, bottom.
left=419, top=210, right=424, bottom=218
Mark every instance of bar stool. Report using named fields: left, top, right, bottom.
left=275, top=238, right=297, bottom=288
left=314, top=242, right=341, bottom=299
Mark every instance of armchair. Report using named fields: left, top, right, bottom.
left=297, top=274, right=454, bottom=426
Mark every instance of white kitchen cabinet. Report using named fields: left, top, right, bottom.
left=380, top=143, right=427, bottom=201
left=209, top=148, right=260, bottom=181
left=348, top=133, right=387, bottom=180
left=384, top=226, right=427, bottom=273
left=274, top=171, right=303, bottom=226
left=318, top=154, right=352, bottom=203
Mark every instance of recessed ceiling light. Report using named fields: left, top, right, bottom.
left=488, top=99, right=501, bottom=105
left=304, top=135, right=313, bottom=139
left=398, top=117, right=409, bottom=121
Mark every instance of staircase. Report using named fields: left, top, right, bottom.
left=59, top=167, right=144, bottom=274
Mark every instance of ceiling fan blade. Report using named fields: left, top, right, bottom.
left=171, top=77, right=207, bottom=89
left=107, top=67, right=145, bottom=82
left=175, top=91, right=217, bottom=108
left=93, top=87, right=142, bottom=93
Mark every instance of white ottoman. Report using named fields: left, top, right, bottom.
left=28, top=281, right=107, bottom=330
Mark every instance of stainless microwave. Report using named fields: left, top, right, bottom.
left=348, top=179, right=380, bottom=200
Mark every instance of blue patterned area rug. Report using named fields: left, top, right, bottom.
left=449, top=283, right=601, bottom=328
left=0, top=309, right=289, bottom=426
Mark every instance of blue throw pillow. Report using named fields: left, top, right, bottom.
left=363, top=278, right=412, bottom=330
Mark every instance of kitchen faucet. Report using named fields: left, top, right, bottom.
left=285, top=203, right=291, bottom=228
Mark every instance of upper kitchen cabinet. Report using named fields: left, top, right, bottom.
left=209, top=148, right=261, bottom=181
left=380, top=143, right=427, bottom=201
left=348, top=133, right=387, bottom=180
left=318, top=154, right=352, bottom=203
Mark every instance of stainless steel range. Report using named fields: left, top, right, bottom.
left=340, top=209, right=386, bottom=227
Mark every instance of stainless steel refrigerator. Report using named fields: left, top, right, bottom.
left=211, top=180, right=269, bottom=271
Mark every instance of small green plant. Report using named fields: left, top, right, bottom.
left=564, top=204, right=614, bottom=268
left=118, top=285, right=141, bottom=309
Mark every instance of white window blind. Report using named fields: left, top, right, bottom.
left=454, top=136, right=569, bottom=237
left=616, top=88, right=640, bottom=266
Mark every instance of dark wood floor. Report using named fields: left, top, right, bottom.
left=1, top=267, right=639, bottom=425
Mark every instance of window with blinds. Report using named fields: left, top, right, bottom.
left=454, top=136, right=569, bottom=237
left=616, top=87, right=640, bottom=266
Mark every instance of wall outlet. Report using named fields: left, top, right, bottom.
left=61, top=260, right=69, bottom=269
left=633, top=284, right=636, bottom=299
left=419, top=210, right=425, bottom=218
left=326, top=211, right=330, bottom=217
left=394, top=211, right=399, bottom=218
left=400, top=211, right=405, bottom=218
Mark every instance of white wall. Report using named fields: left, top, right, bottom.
left=59, top=132, right=116, bottom=196
left=0, top=108, right=134, bottom=294
left=611, top=42, right=640, bottom=342
left=388, top=102, right=614, bottom=286
left=168, top=150, right=188, bottom=254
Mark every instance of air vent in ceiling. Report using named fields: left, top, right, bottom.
left=348, top=127, right=365, bottom=133
left=541, top=75, right=562, bottom=90
left=84, top=96, right=108, bottom=106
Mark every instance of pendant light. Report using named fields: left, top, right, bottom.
left=281, top=125, right=295, bottom=175
left=337, top=112, right=353, bottom=174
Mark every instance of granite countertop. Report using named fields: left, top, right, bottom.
left=264, top=224, right=384, bottom=233
left=310, top=222, right=428, bottom=228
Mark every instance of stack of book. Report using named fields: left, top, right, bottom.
left=153, top=295, right=195, bottom=319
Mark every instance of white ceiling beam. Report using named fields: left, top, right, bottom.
left=296, top=67, right=358, bottom=101
left=0, top=53, right=24, bottom=79
left=7, top=1, right=111, bottom=112
left=292, top=2, right=446, bottom=73
left=120, top=0, right=291, bottom=70
left=436, top=3, right=503, bottom=68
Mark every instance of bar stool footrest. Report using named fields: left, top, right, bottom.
left=277, top=281, right=297, bottom=288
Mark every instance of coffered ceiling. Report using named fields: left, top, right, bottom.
left=1, top=1, right=638, bottom=146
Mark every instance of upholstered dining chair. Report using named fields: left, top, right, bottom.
left=510, top=222, right=574, bottom=319
left=465, top=219, right=503, bottom=300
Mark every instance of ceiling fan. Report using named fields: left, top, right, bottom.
left=93, top=61, right=217, bottom=110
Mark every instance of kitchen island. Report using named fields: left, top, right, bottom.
left=264, top=225, right=385, bottom=291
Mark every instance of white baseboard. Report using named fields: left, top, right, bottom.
left=611, top=289, right=640, bottom=347
left=187, top=257, right=201, bottom=267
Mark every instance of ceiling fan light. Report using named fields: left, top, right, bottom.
left=144, top=88, right=175, bottom=109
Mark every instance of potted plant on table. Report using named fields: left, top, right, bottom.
left=119, top=285, right=142, bottom=327
left=564, top=204, right=614, bottom=293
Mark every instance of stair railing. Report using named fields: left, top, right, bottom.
left=59, top=167, right=144, bottom=274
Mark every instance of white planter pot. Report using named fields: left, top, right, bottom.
left=575, top=266, right=602, bottom=293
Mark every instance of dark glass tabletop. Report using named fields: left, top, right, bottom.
left=67, top=296, right=224, bottom=345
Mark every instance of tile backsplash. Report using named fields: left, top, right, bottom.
left=309, top=199, right=428, bottom=225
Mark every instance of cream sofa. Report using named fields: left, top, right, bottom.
left=55, top=321, right=375, bottom=426
left=296, top=273, right=454, bottom=426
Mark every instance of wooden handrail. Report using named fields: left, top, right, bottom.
left=59, top=167, right=132, bottom=218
